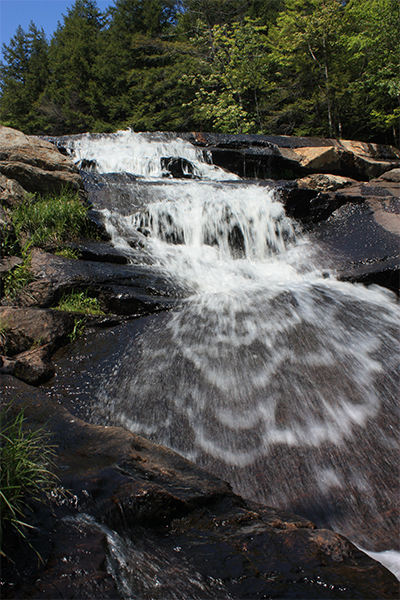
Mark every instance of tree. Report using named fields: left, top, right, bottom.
left=266, top=0, right=348, bottom=138
left=42, top=0, right=105, bottom=133
left=183, top=19, right=273, bottom=133
left=342, top=0, right=400, bottom=144
left=94, top=0, right=195, bottom=130
left=0, top=23, right=49, bottom=133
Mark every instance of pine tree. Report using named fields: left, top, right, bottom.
left=0, top=23, right=49, bottom=133
left=42, top=0, right=105, bottom=133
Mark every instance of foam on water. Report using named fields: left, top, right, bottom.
left=63, top=129, right=240, bottom=180
left=98, top=180, right=399, bottom=463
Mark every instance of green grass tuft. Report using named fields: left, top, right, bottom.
left=54, top=289, right=105, bottom=316
left=54, top=247, right=80, bottom=260
left=2, top=244, right=34, bottom=301
left=11, top=190, right=91, bottom=248
left=0, top=404, right=58, bottom=558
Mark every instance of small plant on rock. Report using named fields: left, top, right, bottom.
left=10, top=189, right=92, bottom=248
left=2, top=243, right=34, bottom=301
left=0, top=317, right=11, bottom=353
left=54, top=247, right=80, bottom=260
left=0, top=403, right=58, bottom=558
left=54, top=289, right=105, bottom=316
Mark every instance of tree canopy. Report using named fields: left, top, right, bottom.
left=1, top=0, right=399, bottom=144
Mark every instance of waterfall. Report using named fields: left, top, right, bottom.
left=61, top=129, right=240, bottom=180
left=63, top=131, right=399, bottom=564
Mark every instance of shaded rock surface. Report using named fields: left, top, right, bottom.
left=1, top=343, right=55, bottom=385
left=6, top=248, right=183, bottom=314
left=0, top=306, right=75, bottom=355
left=183, top=132, right=400, bottom=181
left=0, top=307, right=76, bottom=384
left=1, top=375, right=398, bottom=600
left=297, top=171, right=400, bottom=293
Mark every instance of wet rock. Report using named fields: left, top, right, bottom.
left=68, top=240, right=130, bottom=264
left=1, top=343, right=55, bottom=385
left=184, top=132, right=400, bottom=181
left=0, top=126, right=82, bottom=195
left=0, top=375, right=398, bottom=600
left=0, top=306, right=74, bottom=355
left=28, top=520, right=121, bottom=599
left=307, top=174, right=400, bottom=293
left=310, top=201, right=400, bottom=293
left=161, top=156, right=198, bottom=178
left=8, top=248, right=184, bottom=314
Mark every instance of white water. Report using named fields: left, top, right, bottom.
left=101, top=179, right=398, bottom=455
left=63, top=129, right=240, bottom=180
left=69, top=131, right=399, bottom=562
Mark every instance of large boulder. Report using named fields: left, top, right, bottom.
left=1, top=344, right=55, bottom=385
left=0, top=126, right=83, bottom=196
left=1, top=375, right=398, bottom=600
left=183, top=132, right=400, bottom=181
left=280, top=170, right=400, bottom=293
left=0, top=306, right=75, bottom=356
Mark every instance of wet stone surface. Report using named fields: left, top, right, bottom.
left=1, top=375, right=398, bottom=600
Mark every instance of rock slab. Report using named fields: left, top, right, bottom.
left=0, top=376, right=398, bottom=600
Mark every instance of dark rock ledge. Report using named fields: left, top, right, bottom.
left=1, top=376, right=398, bottom=600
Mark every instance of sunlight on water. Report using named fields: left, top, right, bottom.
left=63, top=129, right=240, bottom=180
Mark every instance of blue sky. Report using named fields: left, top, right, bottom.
left=0, top=0, right=112, bottom=55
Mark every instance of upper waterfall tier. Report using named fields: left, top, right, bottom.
left=57, top=130, right=241, bottom=181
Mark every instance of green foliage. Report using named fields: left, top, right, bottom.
left=43, top=0, right=105, bottom=133
left=2, top=245, right=34, bottom=301
left=54, top=289, right=104, bottom=316
left=0, top=317, right=11, bottom=353
left=183, top=19, right=272, bottom=133
left=0, top=0, right=398, bottom=143
left=69, top=317, right=87, bottom=342
left=0, top=22, right=49, bottom=133
left=11, top=190, right=90, bottom=248
left=0, top=403, right=58, bottom=557
left=54, top=247, right=80, bottom=260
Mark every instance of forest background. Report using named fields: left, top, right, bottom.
left=0, top=0, right=399, bottom=145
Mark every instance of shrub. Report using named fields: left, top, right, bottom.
left=0, top=404, right=58, bottom=557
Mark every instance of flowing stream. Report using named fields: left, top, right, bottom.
left=58, top=131, right=399, bottom=573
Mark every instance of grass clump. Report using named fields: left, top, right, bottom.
left=0, top=317, right=11, bottom=353
left=54, top=289, right=105, bottom=316
left=54, top=247, right=80, bottom=260
left=0, top=404, right=58, bottom=557
left=69, top=317, right=86, bottom=342
left=2, top=244, right=34, bottom=301
left=10, top=189, right=91, bottom=249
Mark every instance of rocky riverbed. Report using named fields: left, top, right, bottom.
left=0, top=126, right=399, bottom=598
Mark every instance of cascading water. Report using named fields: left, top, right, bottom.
left=61, top=131, right=399, bottom=572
